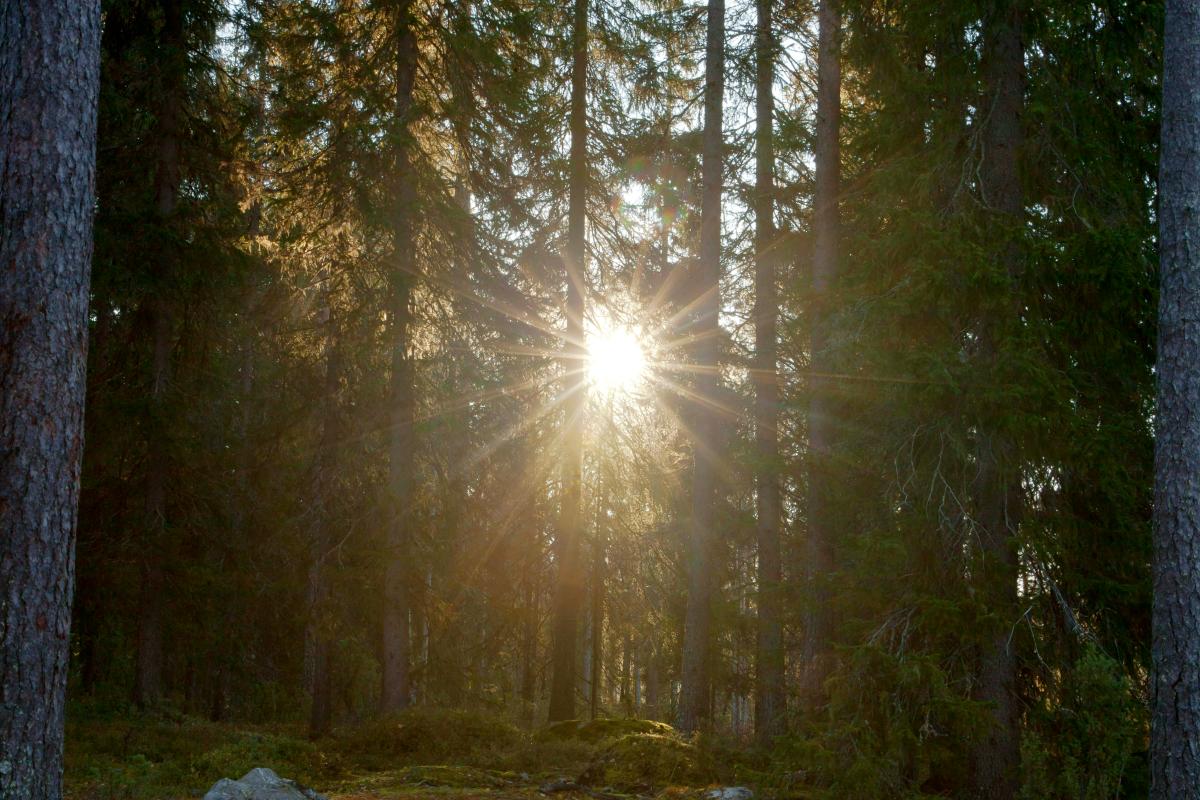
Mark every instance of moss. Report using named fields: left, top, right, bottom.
left=537, top=719, right=677, bottom=745
left=394, top=766, right=517, bottom=789
left=493, top=738, right=597, bottom=777
left=334, top=708, right=524, bottom=770
left=579, top=734, right=714, bottom=791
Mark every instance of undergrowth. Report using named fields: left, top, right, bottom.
left=63, top=706, right=702, bottom=800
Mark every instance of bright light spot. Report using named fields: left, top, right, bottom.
left=587, top=321, right=648, bottom=394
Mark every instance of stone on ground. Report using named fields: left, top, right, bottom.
left=202, top=767, right=327, bottom=800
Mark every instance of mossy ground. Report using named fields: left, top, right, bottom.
left=64, top=708, right=759, bottom=800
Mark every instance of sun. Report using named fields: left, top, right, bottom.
left=586, top=319, right=648, bottom=394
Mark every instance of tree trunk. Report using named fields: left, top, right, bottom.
left=548, top=0, right=589, bottom=723
left=520, top=569, right=538, bottom=722
left=968, top=3, right=1025, bottom=798
left=590, top=525, right=605, bottom=720
left=0, top=1, right=100, bottom=797
left=620, top=634, right=632, bottom=714
left=1152, top=1, right=1200, bottom=796
left=646, top=645, right=660, bottom=720
left=679, top=0, right=724, bottom=735
left=381, top=0, right=419, bottom=714
left=306, top=283, right=340, bottom=738
left=752, top=0, right=784, bottom=743
left=801, top=0, right=840, bottom=710
left=134, top=0, right=184, bottom=710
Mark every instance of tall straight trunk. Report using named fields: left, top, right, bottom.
left=1152, top=1, right=1200, bottom=795
left=645, top=645, right=660, bottom=719
left=752, top=0, right=784, bottom=742
left=0, top=2, right=100, bottom=797
left=548, top=0, right=589, bottom=723
left=620, top=634, right=632, bottom=713
left=969, top=3, right=1024, bottom=797
left=306, top=285, right=340, bottom=738
left=679, top=0, right=724, bottom=734
left=135, top=0, right=185, bottom=709
left=590, top=526, right=605, bottom=719
left=381, top=0, right=419, bottom=713
left=801, top=0, right=840, bottom=709
left=520, top=570, right=538, bottom=719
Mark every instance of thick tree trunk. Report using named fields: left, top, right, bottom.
left=752, top=0, right=784, bottom=743
left=801, top=0, right=840, bottom=710
left=548, top=0, right=589, bottom=724
left=1152, top=1, right=1200, bottom=796
left=381, top=0, right=419, bottom=714
left=679, top=0, right=724, bottom=735
left=306, top=285, right=340, bottom=738
left=0, top=1, right=101, bottom=797
left=134, top=0, right=184, bottom=709
left=968, top=3, right=1025, bottom=798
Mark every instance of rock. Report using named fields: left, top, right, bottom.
left=202, top=768, right=326, bottom=800
left=705, top=787, right=753, bottom=800
left=539, top=778, right=583, bottom=793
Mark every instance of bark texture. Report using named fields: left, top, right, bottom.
left=1153, top=1, right=1200, bottom=796
left=0, top=1, right=101, bottom=797
left=801, top=0, right=840, bottom=709
left=678, top=0, right=724, bottom=734
left=752, top=0, right=784, bottom=743
left=548, top=0, right=589, bottom=723
left=968, top=3, right=1025, bottom=797
left=134, top=0, right=185, bottom=709
left=382, top=0, right=419, bottom=713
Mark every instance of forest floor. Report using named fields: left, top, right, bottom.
left=64, top=705, right=782, bottom=800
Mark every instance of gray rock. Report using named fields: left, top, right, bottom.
left=705, top=787, right=753, bottom=800
left=202, top=768, right=327, bottom=800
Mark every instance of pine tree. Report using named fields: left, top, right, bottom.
left=1152, top=0, right=1200, bottom=794
left=679, top=0, right=725, bottom=734
left=548, top=0, right=591, bottom=724
left=0, top=1, right=101, bottom=797
left=752, top=0, right=785, bottom=742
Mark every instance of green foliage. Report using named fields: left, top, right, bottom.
left=64, top=713, right=337, bottom=800
left=764, top=647, right=988, bottom=800
left=1020, top=646, right=1145, bottom=800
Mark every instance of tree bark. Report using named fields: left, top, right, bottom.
left=134, top=0, right=185, bottom=710
left=1153, top=1, right=1200, bottom=796
left=0, top=1, right=101, bottom=797
left=548, top=0, right=589, bottom=723
left=590, top=523, right=605, bottom=720
left=801, top=0, right=840, bottom=710
left=752, top=0, right=784, bottom=743
left=679, top=0, right=724, bottom=734
left=381, top=0, right=419, bottom=714
left=968, top=3, right=1025, bottom=797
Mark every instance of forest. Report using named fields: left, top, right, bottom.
left=2, top=0, right=1199, bottom=799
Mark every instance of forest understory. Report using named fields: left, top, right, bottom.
left=65, top=709, right=786, bottom=800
